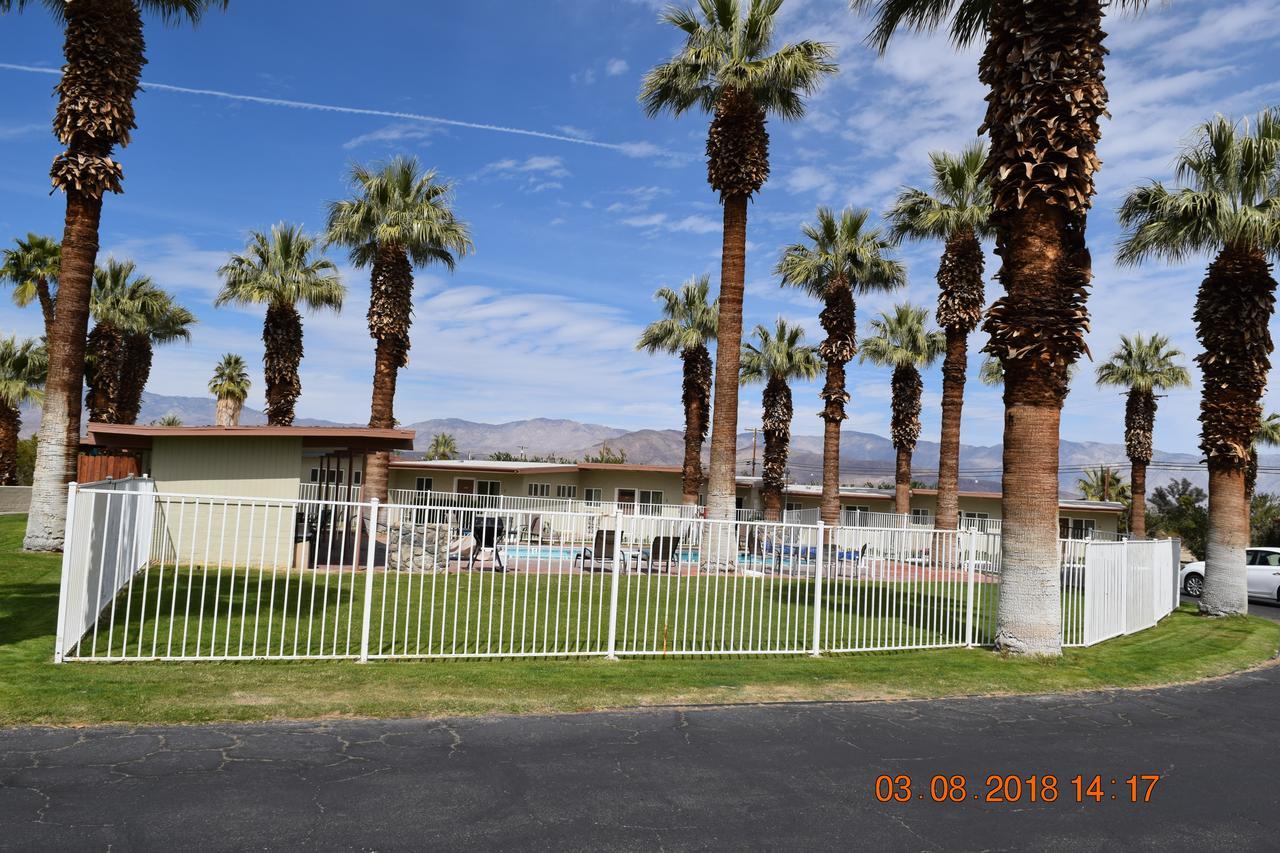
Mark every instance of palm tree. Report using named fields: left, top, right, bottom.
left=1117, top=109, right=1280, bottom=617
left=777, top=207, right=906, bottom=524
left=326, top=157, right=473, bottom=503
left=426, top=433, right=457, bottom=461
left=1095, top=334, right=1191, bottom=538
left=886, top=142, right=992, bottom=531
left=0, top=233, right=60, bottom=332
left=640, top=0, right=836, bottom=520
left=0, top=336, right=46, bottom=485
left=85, top=259, right=166, bottom=424
left=153, top=413, right=182, bottom=427
left=1, top=1, right=228, bottom=551
left=116, top=291, right=196, bottom=425
left=858, top=304, right=944, bottom=514
left=636, top=275, right=719, bottom=505
left=1076, top=465, right=1131, bottom=504
left=208, top=353, right=250, bottom=427
left=740, top=319, right=821, bottom=520
left=979, top=356, right=1004, bottom=388
left=216, top=224, right=343, bottom=427
left=854, top=0, right=1146, bottom=655
left=1247, top=412, right=1280, bottom=499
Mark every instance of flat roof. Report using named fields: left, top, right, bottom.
left=85, top=423, right=416, bottom=451
left=388, top=458, right=682, bottom=475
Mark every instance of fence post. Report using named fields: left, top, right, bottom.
left=811, top=521, right=824, bottom=657
left=359, top=498, right=379, bottom=663
left=964, top=530, right=976, bottom=648
left=1170, top=538, right=1182, bottom=613
left=53, top=482, right=79, bottom=664
left=606, top=509, right=623, bottom=660
left=1119, top=539, right=1130, bottom=636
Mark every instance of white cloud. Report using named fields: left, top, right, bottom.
left=618, top=212, right=720, bottom=235
left=341, top=122, right=439, bottom=150
left=606, top=58, right=630, bottom=76
left=0, top=121, right=44, bottom=141
left=784, top=165, right=831, bottom=196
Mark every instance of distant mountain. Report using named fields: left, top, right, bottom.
left=18, top=391, right=1272, bottom=497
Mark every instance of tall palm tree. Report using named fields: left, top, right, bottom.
left=85, top=259, right=166, bottom=424
left=208, top=353, right=250, bottom=427
left=426, top=433, right=457, bottom=461
left=640, top=0, right=836, bottom=520
left=0, top=233, right=60, bottom=333
left=854, top=0, right=1147, bottom=655
left=777, top=207, right=906, bottom=524
left=1247, top=412, right=1280, bottom=500
left=1, top=1, right=228, bottom=551
left=326, top=157, right=472, bottom=503
left=0, top=336, right=46, bottom=485
left=636, top=275, right=719, bottom=505
left=886, top=142, right=992, bottom=531
left=1095, top=333, right=1191, bottom=539
left=1117, top=109, right=1280, bottom=617
left=216, top=224, right=344, bottom=427
left=1076, top=465, right=1131, bottom=504
left=116, top=291, right=196, bottom=425
left=858, top=304, right=944, bottom=514
left=740, top=319, right=821, bottom=520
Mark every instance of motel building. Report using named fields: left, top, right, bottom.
left=83, top=424, right=1124, bottom=538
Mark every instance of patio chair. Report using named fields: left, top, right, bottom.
left=640, top=535, right=681, bottom=574
left=468, top=516, right=506, bottom=572
left=574, top=528, right=620, bottom=572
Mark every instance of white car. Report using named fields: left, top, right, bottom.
left=1180, top=547, right=1280, bottom=601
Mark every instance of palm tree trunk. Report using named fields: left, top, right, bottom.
left=705, top=193, right=748, bottom=520
left=0, top=402, right=20, bottom=485
left=893, top=446, right=911, bottom=515
left=37, top=282, right=55, bottom=333
left=679, top=345, right=711, bottom=505
left=25, top=190, right=102, bottom=550
left=890, top=366, right=922, bottom=517
left=817, top=279, right=855, bottom=527
left=116, top=334, right=151, bottom=425
left=215, top=397, right=236, bottom=428
left=85, top=322, right=124, bottom=424
left=1129, top=460, right=1147, bottom=539
left=935, top=327, right=967, bottom=530
left=263, top=302, right=303, bottom=427
left=820, top=413, right=841, bottom=527
left=1196, top=245, right=1275, bottom=616
left=760, top=376, right=791, bottom=523
left=364, top=246, right=415, bottom=504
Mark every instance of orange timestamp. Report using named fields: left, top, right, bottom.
left=873, top=773, right=1161, bottom=804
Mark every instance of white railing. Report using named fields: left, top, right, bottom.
left=298, top=483, right=362, bottom=502
left=54, top=486, right=1177, bottom=662
left=387, top=488, right=700, bottom=519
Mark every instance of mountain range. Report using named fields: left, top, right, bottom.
left=18, top=391, right=1266, bottom=497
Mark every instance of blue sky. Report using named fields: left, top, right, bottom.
left=2, top=0, right=1280, bottom=453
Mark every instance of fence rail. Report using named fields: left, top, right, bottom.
left=55, top=485, right=1178, bottom=663
left=386, top=488, right=701, bottom=519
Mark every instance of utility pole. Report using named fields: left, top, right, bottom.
left=747, top=427, right=762, bottom=477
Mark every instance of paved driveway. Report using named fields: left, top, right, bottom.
left=1180, top=595, right=1280, bottom=622
left=4, top=660, right=1280, bottom=851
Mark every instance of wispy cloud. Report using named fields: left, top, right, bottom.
left=620, top=212, right=720, bottom=235
left=605, top=58, right=630, bottom=76
left=342, top=122, right=439, bottom=150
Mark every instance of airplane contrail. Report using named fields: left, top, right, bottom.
left=0, top=62, right=660, bottom=156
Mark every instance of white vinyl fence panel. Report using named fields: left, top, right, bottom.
left=55, top=485, right=1178, bottom=662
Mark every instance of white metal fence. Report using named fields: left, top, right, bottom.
left=54, top=483, right=1179, bottom=662
left=386, top=488, right=701, bottom=519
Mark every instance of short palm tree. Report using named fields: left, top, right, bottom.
left=326, top=157, right=472, bottom=502
left=1076, top=465, right=1131, bottom=505
left=854, top=0, right=1150, bottom=656
left=886, top=141, right=992, bottom=532
left=858, top=304, right=944, bottom=514
left=777, top=207, right=906, bottom=524
left=208, top=353, right=250, bottom=427
left=116, top=291, right=196, bottom=425
left=0, top=336, right=46, bottom=485
left=640, top=0, right=836, bottom=520
left=153, top=413, right=182, bottom=427
left=1095, top=333, right=1191, bottom=538
left=1, top=1, right=228, bottom=552
left=1248, top=412, right=1280, bottom=499
left=740, top=319, right=821, bottom=520
left=85, top=259, right=166, bottom=424
left=216, top=224, right=344, bottom=427
left=0, top=233, right=60, bottom=332
left=636, top=275, right=719, bottom=505
left=426, top=433, right=457, bottom=461
left=1117, top=109, right=1280, bottom=617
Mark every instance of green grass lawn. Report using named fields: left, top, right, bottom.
left=3, top=514, right=1276, bottom=726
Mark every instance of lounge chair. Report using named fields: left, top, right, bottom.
left=468, top=516, right=506, bottom=572
left=640, top=535, right=681, bottom=573
left=574, top=529, right=620, bottom=572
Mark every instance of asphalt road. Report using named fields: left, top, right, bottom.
left=4, top=661, right=1280, bottom=852
left=1181, top=594, right=1280, bottom=621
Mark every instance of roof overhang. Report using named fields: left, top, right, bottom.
left=85, top=423, right=416, bottom=452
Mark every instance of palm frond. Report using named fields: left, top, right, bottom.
left=858, top=303, right=944, bottom=369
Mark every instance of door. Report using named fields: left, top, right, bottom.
left=456, top=478, right=475, bottom=495
left=617, top=489, right=636, bottom=514
left=1247, top=550, right=1280, bottom=598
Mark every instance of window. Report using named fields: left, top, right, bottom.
left=584, top=488, right=602, bottom=503
left=910, top=508, right=932, bottom=525
left=637, top=490, right=664, bottom=515
left=1059, top=518, right=1096, bottom=539
left=415, top=477, right=433, bottom=492
left=528, top=483, right=550, bottom=497
left=309, top=468, right=319, bottom=483
left=785, top=501, right=804, bottom=513
left=843, top=504, right=870, bottom=514
left=962, top=511, right=991, bottom=532
left=353, top=471, right=362, bottom=485
left=477, top=480, right=501, bottom=496
left=556, top=484, right=577, bottom=498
